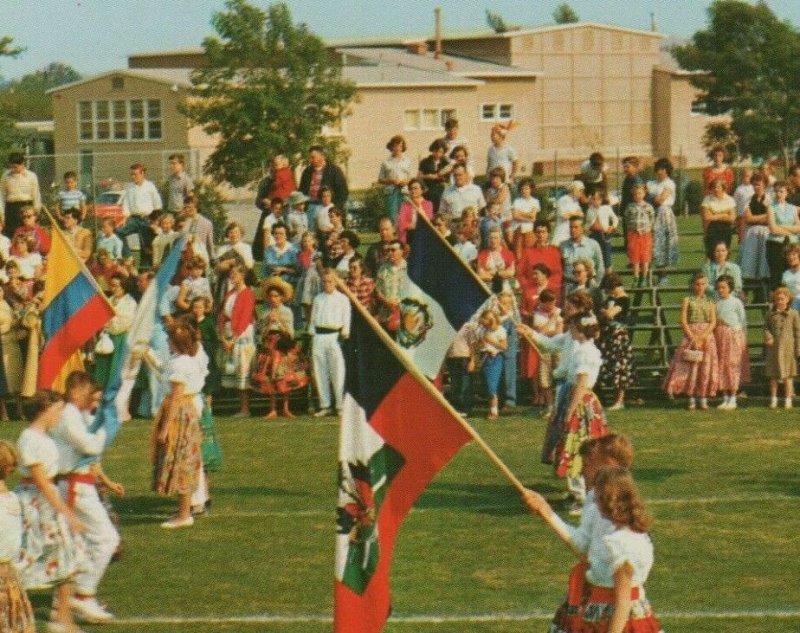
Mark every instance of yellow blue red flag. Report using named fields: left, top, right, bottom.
left=38, top=224, right=115, bottom=391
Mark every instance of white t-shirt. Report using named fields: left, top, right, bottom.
left=487, top=145, right=517, bottom=181
left=511, top=196, right=540, bottom=233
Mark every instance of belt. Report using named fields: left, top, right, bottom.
left=55, top=473, right=97, bottom=509
left=588, top=585, right=640, bottom=602
left=315, top=327, right=341, bottom=335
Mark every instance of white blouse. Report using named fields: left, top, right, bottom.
left=570, top=339, right=602, bottom=388
left=17, top=427, right=59, bottom=479
left=586, top=527, right=655, bottom=589
left=0, top=491, right=22, bottom=562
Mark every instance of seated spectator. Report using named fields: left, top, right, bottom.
left=0, top=218, right=9, bottom=262
left=312, top=186, right=335, bottom=238
left=552, top=180, right=584, bottom=245
left=151, top=212, right=180, bottom=267
left=61, top=208, right=92, bottom=262
left=702, top=145, right=734, bottom=194
left=703, top=241, right=743, bottom=300
left=215, top=221, right=254, bottom=278
left=96, top=217, right=124, bottom=261
left=510, top=178, right=539, bottom=254
left=375, top=239, right=409, bottom=333
left=483, top=167, right=512, bottom=241
left=335, top=230, right=360, bottom=278
left=766, top=181, right=800, bottom=290
left=439, top=164, right=485, bottom=227
left=453, top=222, right=478, bottom=266
left=346, top=256, right=376, bottom=313
left=460, top=206, right=480, bottom=245
left=321, top=207, right=346, bottom=265
left=364, top=217, right=395, bottom=277
left=9, top=235, right=43, bottom=281
left=479, top=202, right=504, bottom=250
left=397, top=179, right=433, bottom=245
left=782, top=244, right=800, bottom=310
left=176, top=255, right=213, bottom=312
left=88, top=248, right=125, bottom=294
left=285, top=191, right=310, bottom=245
left=431, top=215, right=457, bottom=246
left=11, top=205, right=50, bottom=256
left=560, top=216, right=604, bottom=292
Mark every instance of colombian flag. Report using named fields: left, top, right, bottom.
left=38, top=224, right=115, bottom=391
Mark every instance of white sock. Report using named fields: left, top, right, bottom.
left=700, top=397, right=708, bottom=407
left=688, top=397, right=696, bottom=406
left=770, top=396, right=778, bottom=407
left=729, top=395, right=736, bottom=406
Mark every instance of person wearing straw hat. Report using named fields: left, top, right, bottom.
left=253, top=277, right=307, bottom=419
left=285, top=191, right=310, bottom=245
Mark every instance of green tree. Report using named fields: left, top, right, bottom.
left=553, top=3, right=579, bottom=24
left=486, top=10, right=508, bottom=34
left=0, top=62, right=81, bottom=120
left=182, top=0, right=357, bottom=187
left=673, top=0, right=800, bottom=162
left=0, top=36, right=25, bottom=154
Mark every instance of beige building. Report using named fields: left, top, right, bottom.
left=48, top=21, right=713, bottom=193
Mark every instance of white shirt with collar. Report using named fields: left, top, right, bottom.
left=121, top=179, right=162, bottom=217
left=310, top=289, right=351, bottom=338
left=50, top=402, right=106, bottom=475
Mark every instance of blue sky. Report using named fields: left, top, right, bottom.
left=2, top=0, right=799, bottom=80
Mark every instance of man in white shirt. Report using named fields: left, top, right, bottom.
left=439, top=164, right=486, bottom=227
left=50, top=371, right=120, bottom=623
left=309, top=269, right=351, bottom=417
left=0, top=152, right=42, bottom=238
left=117, top=162, right=163, bottom=266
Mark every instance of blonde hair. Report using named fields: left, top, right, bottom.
left=0, top=440, right=17, bottom=479
left=594, top=466, right=651, bottom=533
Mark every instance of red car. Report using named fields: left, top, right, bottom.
left=91, top=190, right=126, bottom=227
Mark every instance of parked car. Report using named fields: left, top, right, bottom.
left=91, top=190, right=125, bottom=227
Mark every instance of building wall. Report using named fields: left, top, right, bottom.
left=340, top=77, right=539, bottom=189
left=50, top=74, right=192, bottom=186
left=444, top=26, right=662, bottom=160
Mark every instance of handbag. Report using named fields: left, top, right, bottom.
left=681, top=348, right=704, bottom=363
left=94, top=331, right=114, bottom=355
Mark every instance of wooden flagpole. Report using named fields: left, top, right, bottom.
left=413, top=210, right=542, bottom=354
left=335, top=276, right=580, bottom=555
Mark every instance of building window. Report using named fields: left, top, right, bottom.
left=404, top=108, right=457, bottom=131
left=77, top=99, right=163, bottom=142
left=480, top=103, right=514, bottom=122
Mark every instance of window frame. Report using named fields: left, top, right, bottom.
left=77, top=98, right=164, bottom=143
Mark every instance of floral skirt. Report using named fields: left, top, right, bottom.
left=0, top=563, right=34, bottom=633
left=663, top=323, right=719, bottom=397
left=598, top=322, right=636, bottom=391
left=653, top=206, right=679, bottom=268
left=549, top=583, right=663, bottom=633
left=555, top=391, right=609, bottom=480
left=715, top=325, right=750, bottom=392
left=151, top=397, right=202, bottom=496
left=252, top=349, right=310, bottom=396
left=14, top=484, right=89, bottom=590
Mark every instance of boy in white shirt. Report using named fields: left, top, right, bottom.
left=584, top=188, right=619, bottom=273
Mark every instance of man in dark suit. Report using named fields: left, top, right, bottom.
left=298, top=145, right=349, bottom=233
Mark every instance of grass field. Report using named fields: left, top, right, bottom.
left=1, top=402, right=798, bottom=633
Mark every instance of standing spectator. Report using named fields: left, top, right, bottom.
left=733, top=167, right=754, bottom=244
left=299, top=145, right=348, bottom=230
left=648, top=158, right=679, bottom=286
left=375, top=239, right=409, bottom=333
left=164, top=153, right=194, bottom=215
left=477, top=227, right=515, bottom=294
left=584, top=187, right=619, bottom=273
left=701, top=179, right=736, bottom=258
left=497, top=291, right=519, bottom=412
left=446, top=322, right=479, bottom=417
left=312, top=186, right=336, bottom=242
left=309, top=269, right=351, bottom=416
left=478, top=202, right=504, bottom=250
left=54, top=170, right=87, bottom=223
left=179, top=194, right=215, bottom=266
left=262, top=223, right=298, bottom=286
left=377, top=135, right=414, bottom=224
left=766, top=181, right=800, bottom=289
left=94, top=274, right=137, bottom=390
left=285, top=191, right=310, bottom=245
left=484, top=167, right=512, bottom=242
left=442, top=118, right=469, bottom=158
left=523, top=288, right=562, bottom=416
left=397, top=179, right=433, bottom=246
left=116, top=163, right=162, bottom=265
left=364, top=217, right=396, bottom=277
left=739, top=173, right=771, bottom=286
left=552, top=181, right=584, bottom=246
left=619, top=155, right=643, bottom=251
left=764, top=286, right=800, bottom=409
left=334, top=231, right=360, bottom=278
left=517, top=220, right=563, bottom=295
left=477, top=309, right=507, bottom=420
left=295, top=231, right=321, bottom=325
left=151, top=212, right=179, bottom=268
left=782, top=244, right=800, bottom=310
left=439, top=164, right=485, bottom=227
left=0, top=285, right=22, bottom=420
left=0, top=153, right=41, bottom=239
left=624, top=183, right=656, bottom=288
left=254, top=155, right=297, bottom=260
left=663, top=271, right=719, bottom=410
left=597, top=273, right=635, bottom=410
left=714, top=274, right=749, bottom=410
left=579, top=151, right=608, bottom=194
left=218, top=264, right=256, bottom=417
left=787, top=164, right=800, bottom=206
left=215, top=222, right=254, bottom=280
left=0, top=218, right=9, bottom=262
left=345, top=256, right=376, bottom=313
left=560, top=217, right=604, bottom=292
left=703, top=242, right=743, bottom=299
left=702, top=145, right=734, bottom=194
left=509, top=178, right=539, bottom=254
left=443, top=145, right=473, bottom=184
left=486, top=122, right=518, bottom=183
left=417, top=139, right=449, bottom=213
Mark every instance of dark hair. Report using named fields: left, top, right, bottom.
left=64, top=208, right=82, bottom=222
left=533, top=219, right=551, bottom=232
left=224, top=221, right=243, bottom=236
left=65, top=370, right=93, bottom=394
left=270, top=196, right=284, bottom=207
left=8, top=152, right=25, bottom=165
left=690, top=269, right=707, bottom=285
left=654, top=157, right=673, bottom=176
left=531, top=263, right=551, bottom=277
left=168, top=153, right=185, bottom=164
left=750, top=173, right=764, bottom=184
left=589, top=152, right=604, bottom=166
left=407, top=178, right=425, bottom=193
left=339, top=230, right=360, bottom=249
left=308, top=144, right=326, bottom=155
left=488, top=166, right=506, bottom=182
left=22, top=390, right=64, bottom=422
left=622, top=156, right=640, bottom=167
left=386, top=135, right=407, bottom=152
left=566, top=289, right=594, bottom=312
left=539, top=289, right=556, bottom=303
left=444, top=118, right=459, bottom=131
left=567, top=311, right=600, bottom=338
left=429, top=138, right=448, bottom=153
left=518, top=177, right=535, bottom=192
left=603, top=272, right=624, bottom=291
left=63, top=170, right=77, bottom=180
left=271, top=221, right=288, bottom=235
left=715, top=273, right=734, bottom=291
left=130, top=162, right=145, bottom=172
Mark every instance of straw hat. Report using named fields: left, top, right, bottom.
left=286, top=191, right=310, bottom=207
left=262, top=276, right=294, bottom=302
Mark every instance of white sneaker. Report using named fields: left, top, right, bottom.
left=769, top=398, right=778, bottom=410
left=607, top=402, right=625, bottom=411
left=785, top=398, right=793, bottom=410
left=727, top=399, right=737, bottom=410
left=160, top=515, right=194, bottom=529
left=313, top=408, right=332, bottom=417
left=717, top=398, right=730, bottom=410
left=70, top=596, right=114, bottom=623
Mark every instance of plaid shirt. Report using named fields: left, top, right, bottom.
left=624, top=201, right=656, bottom=234
left=347, top=276, right=376, bottom=312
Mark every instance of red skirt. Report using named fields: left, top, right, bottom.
left=714, top=325, right=750, bottom=392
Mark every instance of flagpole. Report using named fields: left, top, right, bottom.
left=336, top=277, right=580, bottom=554
left=42, top=207, right=115, bottom=313
left=414, top=211, right=541, bottom=355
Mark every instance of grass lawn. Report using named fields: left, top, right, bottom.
left=1, top=402, right=798, bottom=633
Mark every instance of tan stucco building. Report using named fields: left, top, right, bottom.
left=48, top=22, right=714, bottom=193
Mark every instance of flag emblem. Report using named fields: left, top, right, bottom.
left=396, top=297, right=433, bottom=349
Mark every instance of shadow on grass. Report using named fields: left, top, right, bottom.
left=633, top=467, right=684, bottom=484
left=416, top=481, right=558, bottom=516
left=741, top=473, right=800, bottom=497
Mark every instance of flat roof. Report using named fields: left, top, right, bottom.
left=342, top=64, right=482, bottom=88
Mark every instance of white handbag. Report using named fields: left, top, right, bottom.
left=94, top=331, right=114, bottom=355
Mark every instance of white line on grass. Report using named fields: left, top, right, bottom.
left=119, top=493, right=797, bottom=521
left=104, top=608, right=800, bottom=626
